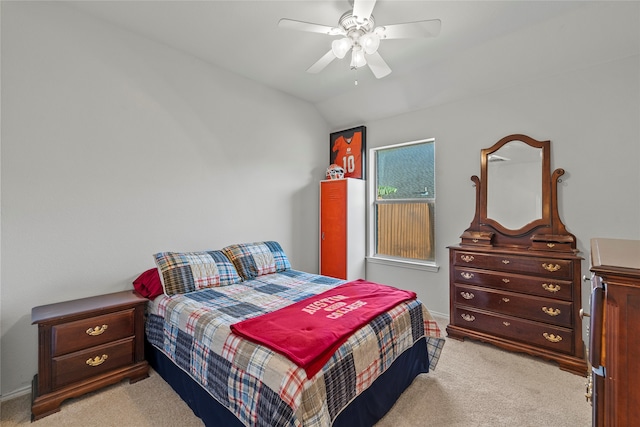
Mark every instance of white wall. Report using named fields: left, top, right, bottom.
left=0, top=2, right=329, bottom=397
left=2, top=1, right=639, bottom=399
left=364, top=54, right=640, bottom=321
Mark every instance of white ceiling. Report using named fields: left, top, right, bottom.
left=70, top=1, right=639, bottom=128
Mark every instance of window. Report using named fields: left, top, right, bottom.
left=368, top=138, right=436, bottom=269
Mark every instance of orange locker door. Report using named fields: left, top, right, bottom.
left=320, top=180, right=347, bottom=279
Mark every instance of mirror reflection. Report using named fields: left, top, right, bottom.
left=486, top=140, right=542, bottom=230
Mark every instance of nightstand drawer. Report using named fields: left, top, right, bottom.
left=52, top=337, right=135, bottom=389
left=52, top=309, right=135, bottom=357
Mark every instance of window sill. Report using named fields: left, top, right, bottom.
left=366, top=256, right=440, bottom=272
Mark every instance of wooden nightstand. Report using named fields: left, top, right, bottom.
left=31, top=290, right=149, bottom=420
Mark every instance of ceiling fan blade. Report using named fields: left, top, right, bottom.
left=278, top=18, right=344, bottom=36
left=366, top=51, right=391, bottom=79
left=307, top=50, right=338, bottom=74
left=352, top=0, right=377, bottom=23
left=378, top=19, right=441, bottom=39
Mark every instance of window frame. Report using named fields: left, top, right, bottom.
left=366, top=137, right=439, bottom=272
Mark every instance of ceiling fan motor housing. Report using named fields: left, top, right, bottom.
left=339, top=11, right=375, bottom=34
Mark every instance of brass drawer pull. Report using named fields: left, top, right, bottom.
left=502, top=260, right=510, bottom=265
left=86, top=325, right=108, bottom=336
left=542, top=283, right=561, bottom=293
left=460, top=272, right=474, bottom=279
left=503, top=321, right=511, bottom=326
left=86, top=354, right=108, bottom=367
left=460, top=292, right=474, bottom=300
left=501, top=297, right=510, bottom=303
left=542, top=263, right=561, bottom=272
left=502, top=278, right=510, bottom=283
left=547, top=243, right=556, bottom=248
left=461, top=255, right=474, bottom=263
left=543, top=333, right=562, bottom=343
left=461, top=313, right=475, bottom=322
left=542, top=307, right=561, bottom=316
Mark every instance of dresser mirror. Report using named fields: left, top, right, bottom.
left=462, top=133, right=574, bottom=250
left=482, top=136, right=549, bottom=235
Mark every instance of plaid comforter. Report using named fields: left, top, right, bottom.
left=146, top=270, right=444, bottom=427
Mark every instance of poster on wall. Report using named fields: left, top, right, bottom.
left=329, top=126, right=366, bottom=179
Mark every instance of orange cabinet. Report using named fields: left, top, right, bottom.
left=319, top=178, right=365, bottom=280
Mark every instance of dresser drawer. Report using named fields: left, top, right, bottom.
left=453, top=266, right=573, bottom=301
left=52, top=309, right=135, bottom=357
left=454, top=284, right=573, bottom=327
left=452, top=306, right=574, bottom=354
left=453, top=251, right=574, bottom=280
left=52, top=338, right=135, bottom=389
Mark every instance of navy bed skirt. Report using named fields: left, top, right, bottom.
left=145, top=336, right=430, bottom=426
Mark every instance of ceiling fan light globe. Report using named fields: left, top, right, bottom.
left=331, top=38, right=352, bottom=59
left=360, top=32, right=380, bottom=54
left=350, top=48, right=367, bottom=69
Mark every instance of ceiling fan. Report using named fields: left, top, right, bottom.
left=278, top=0, right=441, bottom=79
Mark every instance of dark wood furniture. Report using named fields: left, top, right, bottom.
left=31, top=290, right=149, bottom=420
left=589, top=238, right=640, bottom=427
left=447, top=134, right=587, bottom=375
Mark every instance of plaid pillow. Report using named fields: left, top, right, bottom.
left=154, top=250, right=242, bottom=296
left=222, top=241, right=291, bottom=280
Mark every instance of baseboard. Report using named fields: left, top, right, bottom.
left=0, top=384, right=31, bottom=402
left=428, top=310, right=448, bottom=320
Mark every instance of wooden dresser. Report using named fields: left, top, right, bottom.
left=447, top=134, right=587, bottom=375
left=448, top=245, right=586, bottom=374
left=31, top=290, right=149, bottom=420
left=589, top=238, right=640, bottom=426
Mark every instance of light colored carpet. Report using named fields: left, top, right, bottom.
left=1, top=316, right=592, bottom=426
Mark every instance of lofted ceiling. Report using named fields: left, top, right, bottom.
left=70, top=1, right=639, bottom=128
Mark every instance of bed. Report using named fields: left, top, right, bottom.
left=137, top=241, right=444, bottom=427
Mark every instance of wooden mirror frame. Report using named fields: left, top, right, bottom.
left=460, top=134, right=576, bottom=252
left=482, top=135, right=549, bottom=235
